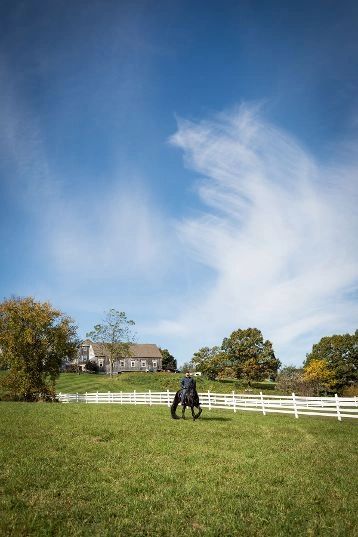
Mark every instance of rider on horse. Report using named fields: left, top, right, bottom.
left=171, top=370, right=202, bottom=420
left=180, top=371, right=196, bottom=405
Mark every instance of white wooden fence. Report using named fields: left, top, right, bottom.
left=57, top=391, right=358, bottom=421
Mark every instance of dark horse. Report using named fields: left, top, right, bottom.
left=170, top=386, right=202, bottom=420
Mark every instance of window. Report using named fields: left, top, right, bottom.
left=153, top=361, right=157, bottom=368
left=98, top=360, right=104, bottom=368
left=80, top=346, right=89, bottom=361
left=141, top=360, right=146, bottom=368
left=120, top=360, right=125, bottom=367
left=131, top=361, right=135, bottom=368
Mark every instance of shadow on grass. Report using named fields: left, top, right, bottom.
left=199, top=416, right=232, bottom=422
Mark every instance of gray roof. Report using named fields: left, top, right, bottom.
left=81, top=339, right=162, bottom=359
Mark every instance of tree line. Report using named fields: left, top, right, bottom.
left=185, top=327, right=358, bottom=396
left=0, top=296, right=357, bottom=400
left=277, top=331, right=358, bottom=396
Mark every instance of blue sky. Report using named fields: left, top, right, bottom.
left=1, top=0, right=357, bottom=367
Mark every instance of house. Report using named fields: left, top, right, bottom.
left=79, top=339, right=163, bottom=373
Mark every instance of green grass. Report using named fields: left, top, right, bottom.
left=56, top=371, right=187, bottom=393
left=1, top=402, right=357, bottom=536
left=55, top=372, right=278, bottom=395
left=0, top=371, right=279, bottom=399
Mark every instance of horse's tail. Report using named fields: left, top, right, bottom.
left=170, top=390, right=181, bottom=419
left=193, top=390, right=200, bottom=407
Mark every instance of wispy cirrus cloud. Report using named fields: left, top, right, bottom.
left=152, top=104, right=358, bottom=364
left=49, top=179, right=172, bottom=280
left=0, top=65, right=176, bottom=296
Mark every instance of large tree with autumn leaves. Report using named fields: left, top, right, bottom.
left=0, top=297, right=78, bottom=401
left=192, top=328, right=281, bottom=381
left=221, top=328, right=281, bottom=381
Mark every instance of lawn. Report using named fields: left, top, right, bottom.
left=1, top=402, right=357, bottom=536
left=55, top=371, right=277, bottom=395
left=0, top=371, right=279, bottom=401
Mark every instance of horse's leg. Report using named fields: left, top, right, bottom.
left=194, top=405, right=202, bottom=420
left=191, top=405, right=196, bottom=421
left=182, top=404, right=186, bottom=419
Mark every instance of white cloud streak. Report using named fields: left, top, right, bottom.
left=158, top=104, right=358, bottom=364
left=49, top=179, right=171, bottom=280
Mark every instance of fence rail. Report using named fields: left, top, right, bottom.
left=57, top=391, right=358, bottom=421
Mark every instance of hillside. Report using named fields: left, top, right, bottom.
left=56, top=371, right=277, bottom=395
left=0, top=370, right=278, bottom=399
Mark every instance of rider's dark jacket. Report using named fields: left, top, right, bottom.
left=181, top=376, right=196, bottom=391
left=180, top=376, right=198, bottom=406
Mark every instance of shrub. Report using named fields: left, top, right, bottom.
left=342, top=384, right=358, bottom=397
left=250, top=382, right=276, bottom=390
left=85, top=360, right=99, bottom=373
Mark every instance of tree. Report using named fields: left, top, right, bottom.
left=180, top=360, right=195, bottom=373
left=275, top=366, right=305, bottom=394
left=221, top=328, right=281, bottom=381
left=304, top=330, right=358, bottom=391
left=191, top=346, right=227, bottom=380
left=86, top=309, right=135, bottom=377
left=159, top=348, right=177, bottom=371
left=0, top=296, right=78, bottom=401
left=303, top=359, right=336, bottom=396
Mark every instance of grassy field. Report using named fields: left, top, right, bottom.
left=0, top=371, right=278, bottom=400
left=1, top=402, right=357, bottom=536
left=54, top=372, right=277, bottom=395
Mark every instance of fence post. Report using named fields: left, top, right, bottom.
left=354, top=396, right=357, bottom=408
left=260, top=392, right=266, bottom=416
left=167, top=389, right=171, bottom=408
left=208, top=390, right=212, bottom=411
left=85, top=392, right=88, bottom=404
left=76, top=392, right=79, bottom=403
left=232, top=391, right=236, bottom=413
left=292, top=392, right=299, bottom=419
left=335, top=394, right=342, bottom=421
left=149, top=390, right=152, bottom=406
left=58, top=392, right=61, bottom=403
left=120, top=391, right=123, bottom=405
